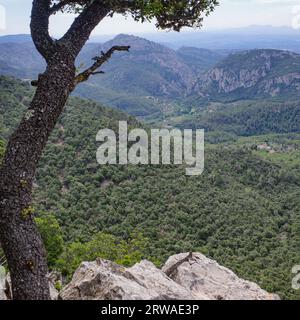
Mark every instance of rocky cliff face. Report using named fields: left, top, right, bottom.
left=193, top=49, right=300, bottom=99
left=59, top=252, right=280, bottom=301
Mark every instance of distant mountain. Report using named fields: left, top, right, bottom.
left=75, top=34, right=200, bottom=117
left=1, top=34, right=300, bottom=118
left=3, top=26, right=300, bottom=51
left=176, top=47, right=224, bottom=73
left=215, top=25, right=300, bottom=35
left=193, top=49, right=300, bottom=101
left=0, top=34, right=32, bottom=43
left=141, top=27, right=300, bottom=52
left=0, top=42, right=45, bottom=79
left=0, top=35, right=189, bottom=116
left=82, top=34, right=195, bottom=97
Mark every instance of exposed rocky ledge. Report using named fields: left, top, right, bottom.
left=59, top=252, right=280, bottom=301
left=0, top=252, right=280, bottom=300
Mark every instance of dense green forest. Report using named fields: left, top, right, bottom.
left=1, top=76, right=300, bottom=299
left=164, top=98, right=300, bottom=144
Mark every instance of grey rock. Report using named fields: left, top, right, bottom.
left=60, top=252, right=279, bottom=301
left=0, top=289, right=6, bottom=300
left=1, top=271, right=59, bottom=300
left=0, top=266, right=7, bottom=300
left=162, top=253, right=280, bottom=300
left=48, top=271, right=61, bottom=301
left=60, top=258, right=197, bottom=300
left=194, top=49, right=300, bottom=98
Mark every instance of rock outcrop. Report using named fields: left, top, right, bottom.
left=0, top=252, right=280, bottom=300
left=0, top=288, right=6, bottom=300
left=0, top=270, right=59, bottom=300
left=193, top=49, right=300, bottom=99
left=48, top=272, right=60, bottom=301
left=0, top=270, right=12, bottom=300
left=162, top=253, right=280, bottom=300
left=59, top=253, right=280, bottom=301
left=0, top=266, right=7, bottom=300
left=59, top=258, right=197, bottom=300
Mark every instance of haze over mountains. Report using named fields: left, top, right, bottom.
left=1, top=32, right=300, bottom=120
left=91, top=26, right=300, bottom=51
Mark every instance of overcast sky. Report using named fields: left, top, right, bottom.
left=0, top=0, right=299, bottom=36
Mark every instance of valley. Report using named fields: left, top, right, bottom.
left=1, top=33, right=300, bottom=125
left=0, top=75, right=300, bottom=299
left=1, top=31, right=300, bottom=300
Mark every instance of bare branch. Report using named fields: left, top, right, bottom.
left=91, top=71, right=105, bottom=75
left=31, top=46, right=130, bottom=88
left=73, top=45, right=130, bottom=86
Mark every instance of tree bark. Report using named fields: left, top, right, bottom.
left=0, top=56, right=76, bottom=300
left=0, top=0, right=109, bottom=300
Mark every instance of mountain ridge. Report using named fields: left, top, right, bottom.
left=193, top=49, right=300, bottom=101
left=1, top=35, right=300, bottom=118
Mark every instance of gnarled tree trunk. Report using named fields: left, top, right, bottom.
left=0, top=0, right=114, bottom=300
left=0, top=58, right=75, bottom=300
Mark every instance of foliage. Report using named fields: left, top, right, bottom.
left=36, top=213, right=64, bottom=268
left=1, top=77, right=300, bottom=299
left=52, top=0, right=219, bottom=32
left=56, top=231, right=151, bottom=279
left=176, top=99, right=300, bottom=139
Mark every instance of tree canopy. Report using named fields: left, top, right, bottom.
left=50, top=0, right=219, bottom=31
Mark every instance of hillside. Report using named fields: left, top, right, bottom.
left=75, top=34, right=197, bottom=117
left=0, top=34, right=196, bottom=97
left=0, top=35, right=195, bottom=117
left=84, top=34, right=195, bottom=96
left=1, top=37, right=300, bottom=121
left=176, top=46, right=224, bottom=73
left=193, top=49, right=300, bottom=101
left=0, top=42, right=45, bottom=79
left=1, top=77, right=300, bottom=299
left=172, top=98, right=300, bottom=142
